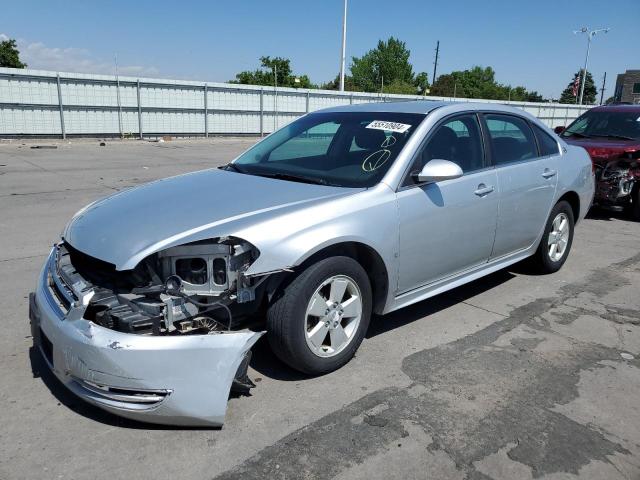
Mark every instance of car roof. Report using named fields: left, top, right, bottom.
left=589, top=104, right=640, bottom=113
left=316, top=100, right=539, bottom=117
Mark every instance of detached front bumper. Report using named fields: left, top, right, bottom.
left=30, top=250, right=263, bottom=427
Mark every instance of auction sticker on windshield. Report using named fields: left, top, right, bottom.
left=366, top=120, right=412, bottom=133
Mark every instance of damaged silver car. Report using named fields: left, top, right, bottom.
left=30, top=101, right=594, bottom=426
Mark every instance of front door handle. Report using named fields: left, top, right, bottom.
left=542, top=169, right=557, bottom=179
left=474, top=184, right=494, bottom=196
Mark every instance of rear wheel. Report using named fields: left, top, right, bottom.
left=529, top=200, right=575, bottom=274
left=267, top=256, right=372, bottom=375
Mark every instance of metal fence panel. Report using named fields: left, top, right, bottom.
left=0, top=67, right=591, bottom=138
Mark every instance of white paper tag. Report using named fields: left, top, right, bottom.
left=366, top=120, right=411, bottom=133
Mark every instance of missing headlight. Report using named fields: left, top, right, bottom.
left=158, top=243, right=231, bottom=296
left=176, top=257, right=208, bottom=285
left=84, top=238, right=261, bottom=335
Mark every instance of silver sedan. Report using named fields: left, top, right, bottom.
left=30, top=101, right=594, bottom=426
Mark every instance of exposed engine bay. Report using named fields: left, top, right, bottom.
left=52, top=238, right=269, bottom=337
left=593, top=156, right=640, bottom=208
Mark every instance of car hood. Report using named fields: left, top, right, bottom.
left=64, top=169, right=358, bottom=270
left=563, top=137, right=640, bottom=164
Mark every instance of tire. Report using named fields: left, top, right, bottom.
left=267, top=256, right=372, bottom=375
left=529, top=200, right=575, bottom=274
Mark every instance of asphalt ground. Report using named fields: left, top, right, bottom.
left=1, top=138, right=639, bottom=480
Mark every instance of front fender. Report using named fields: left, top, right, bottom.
left=238, top=184, right=399, bottom=295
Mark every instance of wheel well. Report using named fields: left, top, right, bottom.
left=558, top=191, right=580, bottom=223
left=296, top=242, right=390, bottom=314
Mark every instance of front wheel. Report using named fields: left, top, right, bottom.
left=267, top=256, right=372, bottom=375
left=529, top=200, right=575, bottom=274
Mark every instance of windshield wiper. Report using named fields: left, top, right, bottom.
left=591, top=134, right=636, bottom=141
left=221, top=162, right=246, bottom=173
left=254, top=172, right=332, bottom=186
left=564, top=131, right=591, bottom=138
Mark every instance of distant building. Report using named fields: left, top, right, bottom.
left=614, top=70, right=640, bottom=103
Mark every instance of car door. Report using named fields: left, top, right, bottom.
left=396, top=113, right=499, bottom=293
left=482, top=114, right=559, bottom=260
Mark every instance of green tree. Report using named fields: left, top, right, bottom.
left=430, top=66, right=544, bottom=102
left=525, top=91, right=544, bottom=102
left=414, top=72, right=430, bottom=94
left=559, top=70, right=597, bottom=104
left=231, top=56, right=315, bottom=88
left=320, top=74, right=362, bottom=92
left=0, top=38, right=27, bottom=68
left=350, top=37, right=417, bottom=93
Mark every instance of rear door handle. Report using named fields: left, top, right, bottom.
left=474, top=184, right=494, bottom=196
left=542, top=169, right=557, bottom=179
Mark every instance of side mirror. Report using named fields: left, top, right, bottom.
left=554, top=126, right=566, bottom=134
left=413, top=159, right=463, bottom=183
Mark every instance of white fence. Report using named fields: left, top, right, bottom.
left=0, top=67, right=590, bottom=138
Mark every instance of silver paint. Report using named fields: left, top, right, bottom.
left=36, top=101, right=595, bottom=426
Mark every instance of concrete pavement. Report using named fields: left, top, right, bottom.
left=1, top=138, right=639, bottom=480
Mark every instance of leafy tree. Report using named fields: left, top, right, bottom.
left=414, top=72, right=430, bottom=94
left=320, top=74, right=362, bottom=92
left=350, top=37, right=418, bottom=93
left=559, top=70, right=597, bottom=104
left=430, top=73, right=458, bottom=97
left=0, top=38, right=27, bottom=68
left=525, top=91, right=544, bottom=102
left=231, top=56, right=314, bottom=88
left=430, top=66, right=544, bottom=102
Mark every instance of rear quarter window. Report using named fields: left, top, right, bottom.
left=532, top=124, right=560, bottom=156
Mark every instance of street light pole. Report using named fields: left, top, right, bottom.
left=574, top=27, right=609, bottom=105
left=339, top=0, right=347, bottom=91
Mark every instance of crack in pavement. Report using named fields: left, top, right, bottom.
left=214, top=253, right=640, bottom=480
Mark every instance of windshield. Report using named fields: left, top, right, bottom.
left=562, top=109, right=640, bottom=140
left=230, top=111, right=425, bottom=187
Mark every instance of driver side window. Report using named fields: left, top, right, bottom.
left=406, top=114, right=485, bottom=185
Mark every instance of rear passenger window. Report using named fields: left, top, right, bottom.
left=532, top=124, right=560, bottom=156
left=484, top=114, right=538, bottom=165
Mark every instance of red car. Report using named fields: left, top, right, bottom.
left=556, top=104, right=640, bottom=220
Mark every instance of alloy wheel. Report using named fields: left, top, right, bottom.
left=548, top=212, right=570, bottom=262
left=304, top=275, right=363, bottom=358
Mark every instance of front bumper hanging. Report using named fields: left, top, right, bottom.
left=30, top=250, right=264, bottom=427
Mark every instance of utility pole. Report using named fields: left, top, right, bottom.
left=339, top=0, right=348, bottom=91
left=599, top=72, right=607, bottom=105
left=432, top=40, right=440, bottom=85
left=574, top=27, right=609, bottom=105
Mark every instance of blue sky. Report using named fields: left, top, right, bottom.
left=3, top=0, right=638, bottom=99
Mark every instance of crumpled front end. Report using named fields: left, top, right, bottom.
left=30, top=247, right=264, bottom=426
left=593, top=158, right=640, bottom=208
